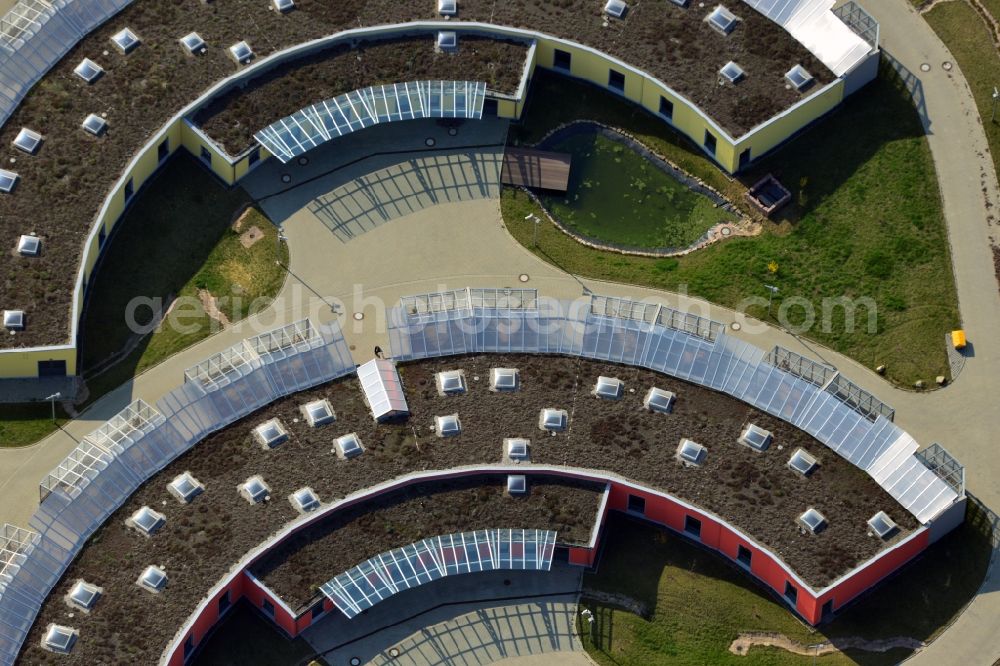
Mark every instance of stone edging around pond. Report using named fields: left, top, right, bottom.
left=522, top=120, right=761, bottom=258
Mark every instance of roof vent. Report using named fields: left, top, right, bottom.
left=539, top=408, right=568, bottom=432
left=74, top=58, right=104, bottom=83
left=41, top=624, right=77, bottom=654
left=13, top=128, right=42, bottom=154
left=867, top=511, right=898, bottom=539
left=592, top=375, right=623, bottom=400
left=437, top=31, right=457, bottom=51
left=489, top=367, right=519, bottom=392
left=505, top=437, right=530, bottom=462
left=126, top=506, right=166, bottom=536
left=719, top=61, right=745, bottom=84
left=788, top=448, right=818, bottom=476
left=739, top=423, right=772, bottom=451
left=81, top=113, right=108, bottom=136
left=434, top=413, right=462, bottom=437
left=16, top=234, right=39, bottom=256
left=676, top=438, right=706, bottom=466
left=0, top=169, right=18, bottom=193
left=604, top=0, right=629, bottom=18
left=167, top=471, right=204, bottom=504
left=3, top=310, right=25, bottom=331
left=290, top=486, right=320, bottom=513
left=65, top=580, right=102, bottom=612
left=300, top=398, right=335, bottom=427
left=110, top=27, right=141, bottom=54
left=507, top=474, right=528, bottom=495
left=436, top=369, right=467, bottom=395
left=254, top=418, right=288, bottom=449
left=238, top=475, right=271, bottom=504
left=643, top=387, right=675, bottom=413
left=229, top=41, right=254, bottom=64
left=272, top=0, right=295, bottom=12
left=706, top=5, right=739, bottom=34
left=798, top=507, right=827, bottom=534
left=334, top=432, right=364, bottom=459
left=180, top=32, right=206, bottom=54
left=136, top=565, right=168, bottom=593
left=785, top=64, right=814, bottom=91
left=438, top=0, right=457, bottom=15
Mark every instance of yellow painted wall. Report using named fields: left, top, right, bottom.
left=181, top=121, right=237, bottom=184
left=0, top=348, right=76, bottom=379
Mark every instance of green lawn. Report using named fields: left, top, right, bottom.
left=0, top=403, right=70, bottom=448
left=581, top=503, right=992, bottom=665
left=505, top=69, right=958, bottom=386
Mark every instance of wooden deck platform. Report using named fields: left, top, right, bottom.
left=500, top=147, right=572, bottom=192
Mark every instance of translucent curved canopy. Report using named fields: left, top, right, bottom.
left=255, top=80, right=488, bottom=163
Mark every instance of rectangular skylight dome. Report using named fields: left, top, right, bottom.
left=111, top=27, right=140, bottom=54
left=739, top=424, right=772, bottom=451
left=254, top=419, right=288, bottom=449
left=798, top=507, right=827, bottom=534
left=42, top=624, right=77, bottom=654
left=643, top=387, right=675, bottom=413
left=593, top=375, right=623, bottom=400
left=239, top=475, right=271, bottom=504
left=127, top=506, right=165, bottom=536
left=229, top=41, right=253, bottom=64
left=3, top=310, right=25, bottom=330
left=438, top=0, right=457, bottom=15
left=335, top=433, right=364, bottom=459
left=167, top=472, right=204, bottom=504
left=66, top=581, right=101, bottom=611
left=137, top=565, right=167, bottom=593
left=81, top=113, right=107, bottom=136
left=74, top=58, right=104, bottom=83
left=13, top=128, right=42, bottom=154
left=506, top=437, right=530, bottom=461
left=539, top=408, right=567, bottom=432
left=0, top=169, right=18, bottom=193
left=707, top=5, right=739, bottom=34
left=436, top=369, right=467, bottom=395
left=434, top=413, right=462, bottom=437
left=290, top=487, right=320, bottom=513
left=868, top=511, right=898, bottom=539
left=788, top=448, right=818, bottom=476
left=437, top=31, right=457, bottom=50
left=301, top=398, right=335, bottom=426
left=507, top=474, right=528, bottom=495
left=720, top=61, right=745, bottom=84
left=273, top=0, right=295, bottom=12
left=676, top=438, right=706, bottom=466
left=490, top=367, right=519, bottom=391
left=604, top=0, right=629, bottom=18
left=785, top=64, right=814, bottom=91
left=17, top=234, right=39, bottom=256
left=180, top=32, right=206, bottom=54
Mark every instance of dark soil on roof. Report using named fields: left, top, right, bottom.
left=0, top=0, right=832, bottom=349
left=18, top=354, right=914, bottom=665
left=194, top=36, right=529, bottom=155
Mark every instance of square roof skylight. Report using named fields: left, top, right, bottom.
left=239, top=475, right=271, bottom=504
left=127, top=506, right=165, bottom=536
left=593, top=375, right=623, bottom=400
left=301, top=398, right=335, bottom=426
left=785, top=64, right=814, bottom=91
left=868, top=511, right=898, bottom=539
left=788, top=448, right=818, bottom=476
left=180, top=32, right=206, bottom=54
left=435, top=413, right=462, bottom=437
left=507, top=474, right=528, bottom=495
left=273, top=0, right=295, bottom=12
left=167, top=471, right=203, bottom=504
left=137, top=565, right=167, bottom=592
left=66, top=581, right=101, bottom=611
left=739, top=424, right=772, bottom=451
left=707, top=5, right=739, bottom=34
left=3, top=310, right=25, bottom=330
left=604, top=0, right=628, bottom=18
left=436, top=369, right=466, bottom=395
left=643, top=387, right=675, bottom=413
left=13, top=128, right=42, bottom=154
left=506, top=437, right=530, bottom=461
left=229, top=41, right=253, bottom=64
left=110, top=27, right=140, bottom=54
left=437, top=31, right=457, bottom=50
left=74, top=58, right=104, bottom=83
left=0, top=169, right=18, bottom=193
left=42, top=624, right=77, bottom=654
left=254, top=419, right=287, bottom=449
left=17, top=234, right=39, bottom=256
left=676, top=438, right=706, bottom=466
left=81, top=113, right=107, bottom=136
left=438, top=0, right=457, bottom=15
left=720, top=61, right=745, bottom=84
left=490, top=367, right=519, bottom=391
left=539, top=408, right=567, bottom=432
left=798, top=507, right=827, bottom=534
left=290, top=487, right=320, bottom=513
left=335, top=433, right=364, bottom=459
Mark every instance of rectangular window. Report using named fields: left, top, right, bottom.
left=38, top=360, right=67, bottom=377
left=311, top=602, right=325, bottom=621
left=157, top=138, right=169, bottom=162
left=248, top=147, right=260, bottom=167
left=608, top=69, right=626, bottom=92
left=703, top=131, right=717, bottom=155
left=218, top=590, right=231, bottom=615
left=200, top=145, right=212, bottom=165
left=737, top=545, right=752, bottom=567
left=483, top=99, right=498, bottom=117
left=626, top=494, right=645, bottom=515
left=738, top=147, right=751, bottom=169
left=98, top=226, right=107, bottom=248
left=783, top=581, right=797, bottom=605
left=553, top=49, right=572, bottom=71
left=183, top=635, right=195, bottom=658
left=123, top=177, right=134, bottom=201
left=684, top=515, right=702, bottom=538
left=262, top=599, right=275, bottom=617
left=659, top=96, right=674, bottom=120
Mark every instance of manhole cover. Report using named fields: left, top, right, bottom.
left=731, top=322, right=742, bottom=331
left=721, top=226, right=732, bottom=236
left=350, top=658, right=361, bottom=666
left=518, top=273, right=530, bottom=283
left=425, top=137, right=436, bottom=147
left=942, top=61, right=953, bottom=71
left=353, top=312, right=364, bottom=321
left=920, top=62, right=931, bottom=72
left=280, top=174, right=291, bottom=183
left=297, top=156, right=309, bottom=166
left=448, top=127, right=458, bottom=136
left=349, top=344, right=356, bottom=351
left=389, top=647, right=401, bottom=657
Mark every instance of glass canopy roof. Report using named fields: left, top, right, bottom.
left=255, top=80, right=488, bottom=163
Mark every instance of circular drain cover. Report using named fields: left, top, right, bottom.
left=297, top=156, right=309, bottom=166
left=448, top=127, right=458, bottom=136
left=942, top=61, right=953, bottom=71
left=353, top=312, right=364, bottom=321
left=425, top=137, right=436, bottom=147
left=350, top=658, right=361, bottom=666
left=731, top=322, right=742, bottom=331
left=389, top=647, right=401, bottom=657
left=721, top=226, right=732, bottom=236
left=518, top=273, right=530, bottom=283
left=920, top=63, right=931, bottom=72
left=280, top=174, right=291, bottom=183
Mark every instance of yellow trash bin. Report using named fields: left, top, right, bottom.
left=951, top=330, right=966, bottom=350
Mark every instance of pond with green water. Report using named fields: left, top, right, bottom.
left=540, top=131, right=736, bottom=250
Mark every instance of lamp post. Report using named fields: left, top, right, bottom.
left=45, top=392, right=60, bottom=423
left=524, top=213, right=542, bottom=247
left=992, top=87, right=999, bottom=122
left=764, top=284, right=779, bottom=318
